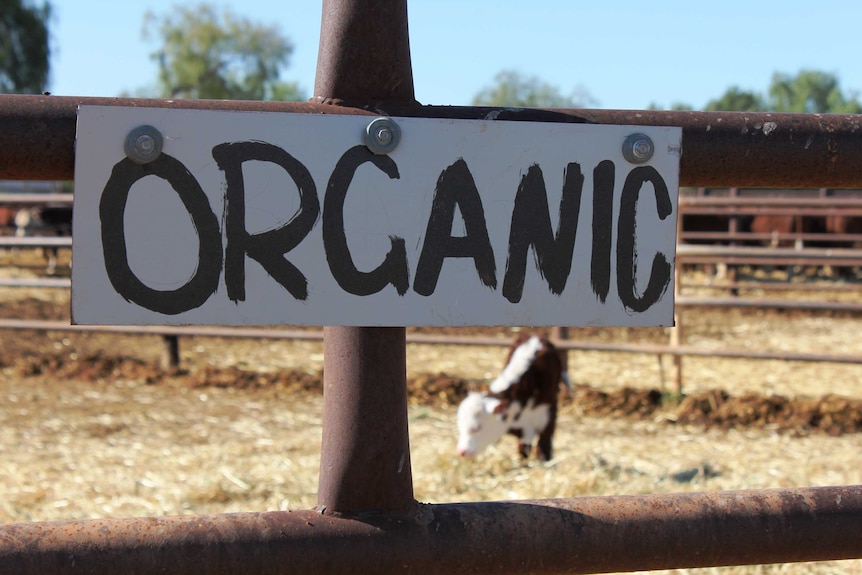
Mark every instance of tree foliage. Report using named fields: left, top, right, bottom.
left=768, top=70, right=862, bottom=114
left=705, top=86, right=765, bottom=112
left=706, top=70, right=861, bottom=113
left=144, top=3, right=304, bottom=101
left=649, top=102, right=694, bottom=111
left=0, top=0, right=52, bottom=94
left=471, top=70, right=596, bottom=108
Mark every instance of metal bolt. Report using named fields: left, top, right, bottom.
left=375, top=126, right=393, bottom=145
left=125, top=125, right=164, bottom=164
left=364, top=117, right=400, bottom=155
left=136, top=135, right=155, bottom=153
left=623, top=133, right=654, bottom=164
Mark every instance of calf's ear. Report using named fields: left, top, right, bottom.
left=491, top=400, right=509, bottom=415
left=482, top=397, right=503, bottom=415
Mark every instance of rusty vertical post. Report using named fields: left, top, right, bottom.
left=314, top=0, right=416, bottom=104
left=314, top=0, right=417, bottom=515
left=319, top=327, right=414, bottom=513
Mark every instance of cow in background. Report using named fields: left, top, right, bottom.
left=0, top=207, right=17, bottom=232
left=816, top=215, right=862, bottom=278
left=745, top=213, right=823, bottom=281
left=749, top=214, right=807, bottom=249
left=748, top=213, right=862, bottom=278
left=679, top=213, right=754, bottom=283
left=456, top=334, right=571, bottom=461
left=14, top=205, right=73, bottom=275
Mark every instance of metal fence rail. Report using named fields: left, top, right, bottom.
left=678, top=190, right=862, bottom=261
left=0, top=195, right=860, bottom=368
left=0, top=1, right=860, bottom=573
left=0, top=309, right=861, bottom=366
left=1, top=271, right=861, bottom=366
left=1, top=486, right=860, bottom=575
left=0, top=237, right=72, bottom=248
left=5, top=105, right=862, bottom=189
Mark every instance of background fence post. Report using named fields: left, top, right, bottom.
left=314, top=0, right=417, bottom=515
left=551, top=326, right=570, bottom=386
left=160, top=335, right=180, bottom=370
left=728, top=186, right=740, bottom=293
left=671, top=211, right=684, bottom=395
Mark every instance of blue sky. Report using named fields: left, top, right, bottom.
left=48, top=1, right=862, bottom=110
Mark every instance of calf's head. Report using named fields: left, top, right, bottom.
left=456, top=391, right=510, bottom=457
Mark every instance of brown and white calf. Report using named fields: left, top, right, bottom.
left=456, top=334, right=570, bottom=461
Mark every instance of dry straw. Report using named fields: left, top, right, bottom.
left=0, top=259, right=860, bottom=573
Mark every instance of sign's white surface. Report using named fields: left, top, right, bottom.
left=72, top=106, right=681, bottom=326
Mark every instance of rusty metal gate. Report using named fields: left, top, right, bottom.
left=0, top=1, right=860, bottom=573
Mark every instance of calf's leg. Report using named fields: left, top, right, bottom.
left=508, top=429, right=530, bottom=458
left=535, top=416, right=556, bottom=461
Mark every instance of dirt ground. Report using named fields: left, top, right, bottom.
left=0, top=254, right=861, bottom=574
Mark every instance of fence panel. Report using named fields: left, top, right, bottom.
left=0, top=1, right=860, bottom=573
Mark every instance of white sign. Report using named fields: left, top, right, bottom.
left=72, top=106, right=681, bottom=327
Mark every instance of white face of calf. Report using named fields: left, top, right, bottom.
left=456, top=392, right=510, bottom=457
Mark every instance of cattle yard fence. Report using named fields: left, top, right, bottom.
left=0, top=2, right=861, bottom=573
left=1, top=191, right=859, bottom=391
left=678, top=187, right=862, bottom=277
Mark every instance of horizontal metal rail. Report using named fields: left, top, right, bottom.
left=0, top=485, right=859, bottom=575
left=678, top=245, right=862, bottom=259
left=0, top=237, right=72, bottom=248
left=0, top=193, right=73, bottom=205
left=676, top=295, right=862, bottom=313
left=679, top=255, right=862, bottom=267
left=683, top=187, right=862, bottom=195
left=680, top=196, right=862, bottom=207
left=682, top=206, right=862, bottom=216
left=0, top=277, right=71, bottom=288
left=1, top=318, right=860, bottom=365
left=413, top=331, right=862, bottom=364
left=677, top=245, right=862, bottom=268
left=4, top=94, right=862, bottom=188
left=680, top=231, right=862, bottom=243
left=0, top=318, right=323, bottom=341
left=679, top=279, right=862, bottom=293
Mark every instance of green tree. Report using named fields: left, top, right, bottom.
left=0, top=0, right=52, bottom=94
left=472, top=70, right=596, bottom=108
left=706, top=70, right=861, bottom=113
left=705, top=86, right=765, bottom=112
left=648, top=102, right=694, bottom=111
left=144, top=3, right=304, bottom=101
left=768, top=69, right=862, bottom=113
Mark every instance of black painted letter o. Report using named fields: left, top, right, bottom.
left=100, top=155, right=222, bottom=315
